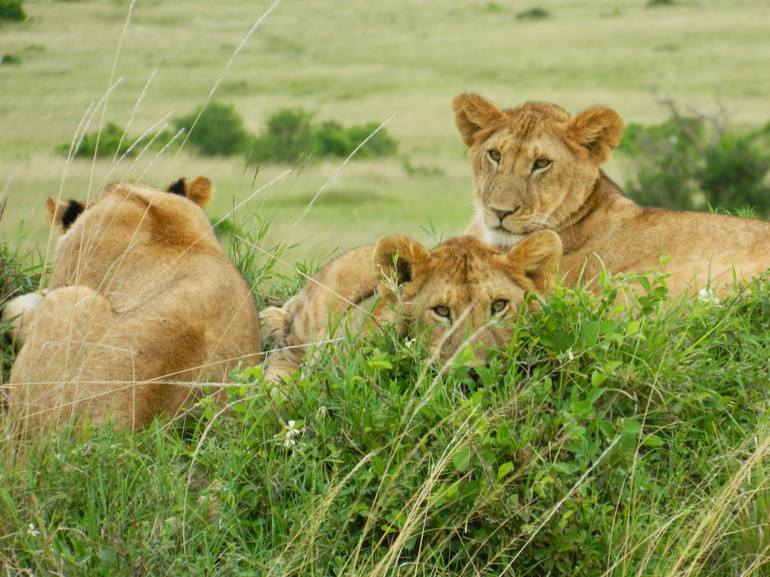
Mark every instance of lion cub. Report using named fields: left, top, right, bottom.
left=3, top=178, right=261, bottom=434
left=260, top=232, right=561, bottom=383
left=453, top=93, right=770, bottom=296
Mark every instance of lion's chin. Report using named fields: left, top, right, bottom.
left=481, top=226, right=525, bottom=248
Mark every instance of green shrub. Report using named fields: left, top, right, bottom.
left=647, top=0, right=675, bottom=6
left=173, top=101, right=249, bottom=157
left=249, top=107, right=316, bottom=163
left=345, top=121, right=398, bottom=158
left=58, top=122, right=135, bottom=159
left=249, top=108, right=397, bottom=164
left=0, top=0, right=25, bottom=22
left=516, top=6, right=550, bottom=20
left=622, top=104, right=770, bottom=214
left=0, top=53, right=21, bottom=65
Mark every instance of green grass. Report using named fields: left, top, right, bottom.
left=2, top=242, right=769, bottom=575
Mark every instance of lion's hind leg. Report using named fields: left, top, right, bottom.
left=7, top=286, right=119, bottom=435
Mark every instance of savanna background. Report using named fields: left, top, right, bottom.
left=1, top=0, right=769, bottom=575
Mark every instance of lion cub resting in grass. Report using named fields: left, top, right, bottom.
left=260, top=232, right=561, bottom=383
left=453, top=93, right=770, bottom=296
left=3, top=177, right=261, bottom=435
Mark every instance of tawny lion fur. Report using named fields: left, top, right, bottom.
left=453, top=93, right=770, bottom=295
left=260, top=232, right=561, bottom=383
left=3, top=177, right=261, bottom=434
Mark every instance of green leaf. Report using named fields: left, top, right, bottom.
left=643, top=434, right=666, bottom=447
left=497, top=461, right=515, bottom=480
left=622, top=419, right=643, bottom=436
left=452, top=446, right=472, bottom=472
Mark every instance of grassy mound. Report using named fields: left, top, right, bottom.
left=1, top=236, right=768, bottom=575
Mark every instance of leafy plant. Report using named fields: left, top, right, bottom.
left=249, top=107, right=316, bottom=163
left=0, top=0, right=25, bottom=22
left=173, top=101, right=249, bottom=157
left=516, top=6, right=550, bottom=20
left=57, top=122, right=135, bottom=159
left=0, top=53, right=21, bottom=65
left=249, top=108, right=397, bottom=164
left=621, top=101, right=770, bottom=214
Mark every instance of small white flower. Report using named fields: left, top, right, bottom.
left=404, top=337, right=416, bottom=349
left=698, top=287, right=721, bottom=305
left=27, top=523, right=40, bottom=537
left=277, top=419, right=303, bottom=450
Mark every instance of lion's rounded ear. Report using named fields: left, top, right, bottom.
left=166, top=176, right=212, bottom=207
left=374, top=235, right=431, bottom=286
left=452, top=93, right=505, bottom=147
left=187, top=176, right=212, bottom=207
left=505, top=230, right=562, bottom=292
left=47, top=197, right=84, bottom=231
left=566, top=105, right=624, bottom=165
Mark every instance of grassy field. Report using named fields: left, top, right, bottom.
left=1, top=0, right=770, bottom=575
left=2, top=0, right=770, bottom=267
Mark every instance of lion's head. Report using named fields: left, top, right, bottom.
left=374, top=231, right=561, bottom=367
left=46, top=176, right=216, bottom=294
left=452, top=93, right=623, bottom=247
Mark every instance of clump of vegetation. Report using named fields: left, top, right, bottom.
left=0, top=53, right=21, bottom=65
left=57, top=103, right=397, bottom=164
left=1, top=253, right=769, bottom=574
left=647, top=0, right=675, bottom=7
left=621, top=101, right=770, bottom=214
left=483, top=1, right=505, bottom=13
left=516, top=6, right=550, bottom=19
left=249, top=107, right=397, bottom=164
left=249, top=107, right=316, bottom=163
left=173, top=101, right=250, bottom=157
left=0, top=0, right=25, bottom=22
left=57, top=122, right=135, bottom=159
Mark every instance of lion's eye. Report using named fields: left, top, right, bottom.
left=490, top=299, right=509, bottom=315
left=487, top=149, right=501, bottom=163
left=432, top=305, right=451, bottom=320
left=532, top=157, right=551, bottom=171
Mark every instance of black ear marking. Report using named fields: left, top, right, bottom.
left=166, top=178, right=187, bottom=196
left=394, top=258, right=413, bottom=284
left=61, top=200, right=84, bottom=230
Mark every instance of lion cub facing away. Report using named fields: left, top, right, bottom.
left=4, top=177, right=261, bottom=434
left=260, top=232, right=561, bottom=383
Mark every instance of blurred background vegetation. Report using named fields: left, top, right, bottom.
left=1, top=0, right=769, bottom=266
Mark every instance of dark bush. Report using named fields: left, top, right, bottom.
left=346, top=122, right=398, bottom=158
left=516, top=6, right=550, bottom=20
left=622, top=103, right=770, bottom=215
left=249, top=108, right=316, bottom=163
left=0, top=53, right=21, bottom=65
left=173, top=101, right=249, bottom=157
left=59, top=122, right=134, bottom=159
left=249, top=108, right=397, bottom=164
left=314, top=120, right=353, bottom=158
left=647, top=0, right=675, bottom=7
left=0, top=0, right=25, bottom=22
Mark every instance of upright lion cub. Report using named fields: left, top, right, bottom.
left=452, top=93, right=770, bottom=295
left=260, top=232, right=561, bottom=383
left=3, top=178, right=261, bottom=434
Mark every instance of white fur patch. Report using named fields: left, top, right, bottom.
left=2, top=291, right=45, bottom=346
left=482, top=226, right=525, bottom=249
